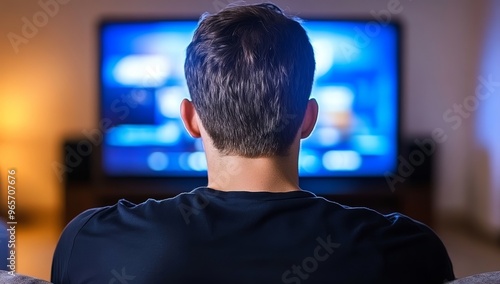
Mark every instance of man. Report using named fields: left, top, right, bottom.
left=52, top=3, right=455, bottom=283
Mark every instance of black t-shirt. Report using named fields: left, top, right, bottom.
left=51, top=187, right=455, bottom=283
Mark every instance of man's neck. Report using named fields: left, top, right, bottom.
left=206, top=155, right=300, bottom=193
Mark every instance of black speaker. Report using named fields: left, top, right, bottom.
left=399, top=136, right=436, bottom=185
left=60, top=139, right=94, bottom=183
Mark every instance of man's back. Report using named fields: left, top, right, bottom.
left=52, top=4, right=455, bottom=283
left=52, top=188, right=454, bottom=283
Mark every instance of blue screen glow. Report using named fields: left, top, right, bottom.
left=100, top=20, right=399, bottom=177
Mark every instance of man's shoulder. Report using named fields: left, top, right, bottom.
left=66, top=197, right=181, bottom=229
left=312, top=195, right=425, bottom=232
left=359, top=211, right=455, bottom=282
left=51, top=196, right=186, bottom=282
left=312, top=203, right=455, bottom=282
left=314, top=199, right=446, bottom=254
left=60, top=189, right=215, bottom=238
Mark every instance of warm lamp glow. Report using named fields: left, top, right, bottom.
left=0, top=91, right=32, bottom=139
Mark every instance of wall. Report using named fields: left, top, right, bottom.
left=0, top=0, right=490, bottom=228
left=472, top=0, right=500, bottom=236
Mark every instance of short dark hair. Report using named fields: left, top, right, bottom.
left=185, top=3, right=315, bottom=157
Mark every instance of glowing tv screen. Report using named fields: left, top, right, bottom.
left=100, top=19, right=400, bottom=177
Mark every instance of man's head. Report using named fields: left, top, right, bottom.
left=183, top=3, right=316, bottom=157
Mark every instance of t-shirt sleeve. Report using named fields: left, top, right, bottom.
left=51, top=208, right=103, bottom=284
left=420, top=224, right=455, bottom=282
left=382, top=213, right=455, bottom=283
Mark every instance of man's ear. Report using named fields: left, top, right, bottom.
left=180, top=99, right=201, bottom=138
left=300, top=98, right=318, bottom=139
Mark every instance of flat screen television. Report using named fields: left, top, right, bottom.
left=99, top=19, right=400, bottom=187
